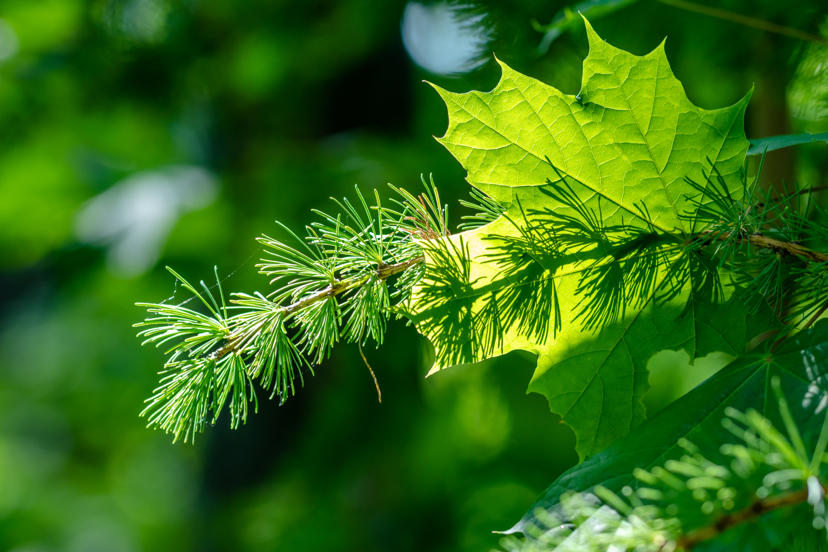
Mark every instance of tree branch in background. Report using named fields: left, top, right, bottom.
left=656, top=0, right=828, bottom=44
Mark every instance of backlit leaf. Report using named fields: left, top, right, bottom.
left=403, top=18, right=781, bottom=459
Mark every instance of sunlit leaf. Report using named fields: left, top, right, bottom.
left=404, top=17, right=781, bottom=459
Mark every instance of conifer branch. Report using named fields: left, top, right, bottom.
left=135, top=175, right=467, bottom=441
left=700, top=229, right=828, bottom=264
left=681, top=161, right=828, bottom=321
left=137, top=162, right=828, bottom=443
left=131, top=26, right=828, bottom=549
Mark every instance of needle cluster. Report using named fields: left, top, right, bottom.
left=684, top=156, right=828, bottom=322
left=135, top=176, right=498, bottom=442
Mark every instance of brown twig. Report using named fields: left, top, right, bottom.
left=700, top=230, right=828, bottom=264
left=677, top=482, right=827, bottom=549
left=747, top=234, right=828, bottom=263
left=656, top=0, right=828, bottom=44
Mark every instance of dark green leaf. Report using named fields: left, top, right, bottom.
left=747, top=132, right=828, bottom=156
left=509, top=320, right=828, bottom=549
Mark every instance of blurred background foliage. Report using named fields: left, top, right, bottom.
left=0, top=0, right=826, bottom=550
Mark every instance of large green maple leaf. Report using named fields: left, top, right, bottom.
left=404, top=18, right=780, bottom=459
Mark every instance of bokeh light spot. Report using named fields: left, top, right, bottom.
left=401, top=2, right=490, bottom=76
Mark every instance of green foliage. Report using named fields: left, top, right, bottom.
left=503, top=399, right=828, bottom=551
left=135, top=181, right=452, bottom=440
left=136, top=268, right=251, bottom=443
left=506, top=321, right=828, bottom=550
left=130, top=11, right=828, bottom=552
left=6, top=0, right=825, bottom=548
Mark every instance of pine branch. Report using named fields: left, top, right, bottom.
left=679, top=162, right=828, bottom=322
left=207, top=255, right=423, bottom=361
left=135, top=175, right=474, bottom=441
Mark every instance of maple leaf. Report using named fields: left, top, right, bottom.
left=403, top=18, right=780, bottom=459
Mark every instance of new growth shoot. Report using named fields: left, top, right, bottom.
left=135, top=176, right=497, bottom=442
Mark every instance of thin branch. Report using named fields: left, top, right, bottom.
left=700, top=229, right=828, bottom=264
left=208, top=255, right=424, bottom=361
left=747, top=234, right=828, bottom=263
left=655, top=0, right=828, bottom=45
left=677, top=482, right=828, bottom=550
